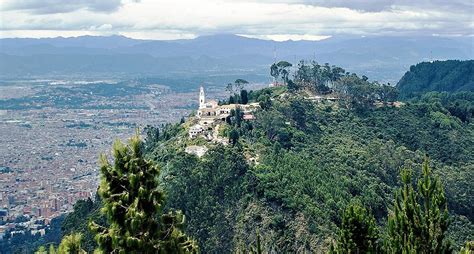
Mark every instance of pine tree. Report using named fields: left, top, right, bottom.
left=35, top=246, right=48, bottom=254
left=89, top=134, right=198, bottom=253
left=459, top=241, right=473, bottom=254
left=49, top=244, right=56, bottom=254
left=387, top=158, right=451, bottom=253
left=57, top=233, right=86, bottom=254
left=330, top=202, right=379, bottom=253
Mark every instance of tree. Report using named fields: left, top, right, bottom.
left=378, top=85, right=399, bottom=104
left=330, top=202, right=379, bottom=254
left=144, top=125, right=160, bottom=152
left=234, top=79, right=249, bottom=92
left=229, top=128, right=240, bottom=145
left=294, top=60, right=311, bottom=85
left=240, top=89, right=249, bottom=104
left=61, top=197, right=102, bottom=252
left=226, top=82, right=234, bottom=96
left=459, top=241, right=473, bottom=254
left=35, top=246, right=48, bottom=254
left=89, top=134, right=198, bottom=253
left=277, top=61, right=292, bottom=85
left=270, top=63, right=279, bottom=84
left=57, top=233, right=86, bottom=254
left=386, top=158, right=451, bottom=253
left=231, top=107, right=243, bottom=127
left=257, top=94, right=272, bottom=110
left=289, top=99, right=307, bottom=129
left=287, top=80, right=299, bottom=93
left=49, top=244, right=56, bottom=254
left=331, top=66, right=345, bottom=83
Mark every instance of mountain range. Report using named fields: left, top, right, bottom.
left=1, top=34, right=472, bottom=84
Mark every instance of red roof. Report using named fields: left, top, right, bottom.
left=243, top=114, right=255, bottom=120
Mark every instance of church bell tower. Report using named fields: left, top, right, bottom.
left=199, top=86, right=205, bottom=109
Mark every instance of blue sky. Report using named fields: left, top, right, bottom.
left=1, top=0, right=472, bottom=40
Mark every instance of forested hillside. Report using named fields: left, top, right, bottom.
left=24, top=60, right=474, bottom=253
left=143, top=62, right=473, bottom=252
left=397, top=60, right=474, bottom=98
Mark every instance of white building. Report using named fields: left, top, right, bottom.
left=196, top=86, right=259, bottom=126
left=189, top=124, right=204, bottom=139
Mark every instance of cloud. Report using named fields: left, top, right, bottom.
left=0, top=0, right=472, bottom=39
left=1, top=0, right=123, bottom=14
left=252, top=0, right=474, bottom=12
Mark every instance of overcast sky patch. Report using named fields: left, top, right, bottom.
left=0, top=0, right=472, bottom=40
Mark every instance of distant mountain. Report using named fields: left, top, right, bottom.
left=0, top=34, right=472, bottom=83
left=397, top=60, right=474, bottom=98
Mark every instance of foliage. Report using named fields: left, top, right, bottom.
left=459, top=241, right=474, bottom=254
left=0, top=215, right=64, bottom=253
left=89, top=134, right=198, bottom=253
left=397, top=60, right=474, bottom=98
left=227, top=78, right=249, bottom=96
left=228, top=128, right=240, bottom=145
left=293, top=61, right=345, bottom=94
left=155, top=146, right=251, bottom=253
left=228, top=89, right=250, bottom=105
left=334, top=73, right=398, bottom=110
left=57, top=233, right=86, bottom=254
left=290, top=60, right=398, bottom=111
left=29, top=61, right=473, bottom=253
left=330, top=202, right=379, bottom=253
left=61, top=196, right=104, bottom=253
left=240, top=89, right=249, bottom=104
left=144, top=79, right=473, bottom=252
left=36, top=233, right=86, bottom=254
left=386, top=159, right=451, bottom=253
left=418, top=92, right=474, bottom=123
left=270, top=61, right=292, bottom=84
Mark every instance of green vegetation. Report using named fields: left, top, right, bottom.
left=397, top=60, right=473, bottom=98
left=0, top=215, right=64, bottom=253
left=61, top=197, right=104, bottom=252
left=144, top=60, right=473, bottom=252
left=89, top=134, right=197, bottom=253
left=31, top=59, right=473, bottom=253
left=330, top=159, right=452, bottom=253
left=36, top=233, right=86, bottom=254
left=386, top=160, right=451, bottom=253
left=43, top=134, right=197, bottom=253
left=330, top=202, right=379, bottom=253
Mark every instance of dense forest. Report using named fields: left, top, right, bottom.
left=397, top=60, right=474, bottom=98
left=7, top=60, right=474, bottom=253
left=151, top=90, right=473, bottom=252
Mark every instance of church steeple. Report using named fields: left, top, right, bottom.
left=199, top=86, right=206, bottom=109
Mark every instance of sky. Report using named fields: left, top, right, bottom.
left=0, top=0, right=473, bottom=40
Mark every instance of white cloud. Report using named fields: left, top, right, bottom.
left=0, top=0, right=123, bottom=14
left=240, top=34, right=331, bottom=41
left=0, top=0, right=472, bottom=39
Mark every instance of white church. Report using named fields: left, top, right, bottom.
left=188, top=86, right=259, bottom=139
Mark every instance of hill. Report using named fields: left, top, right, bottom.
left=7, top=61, right=473, bottom=253
left=397, top=60, right=474, bottom=98
left=142, top=65, right=473, bottom=252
